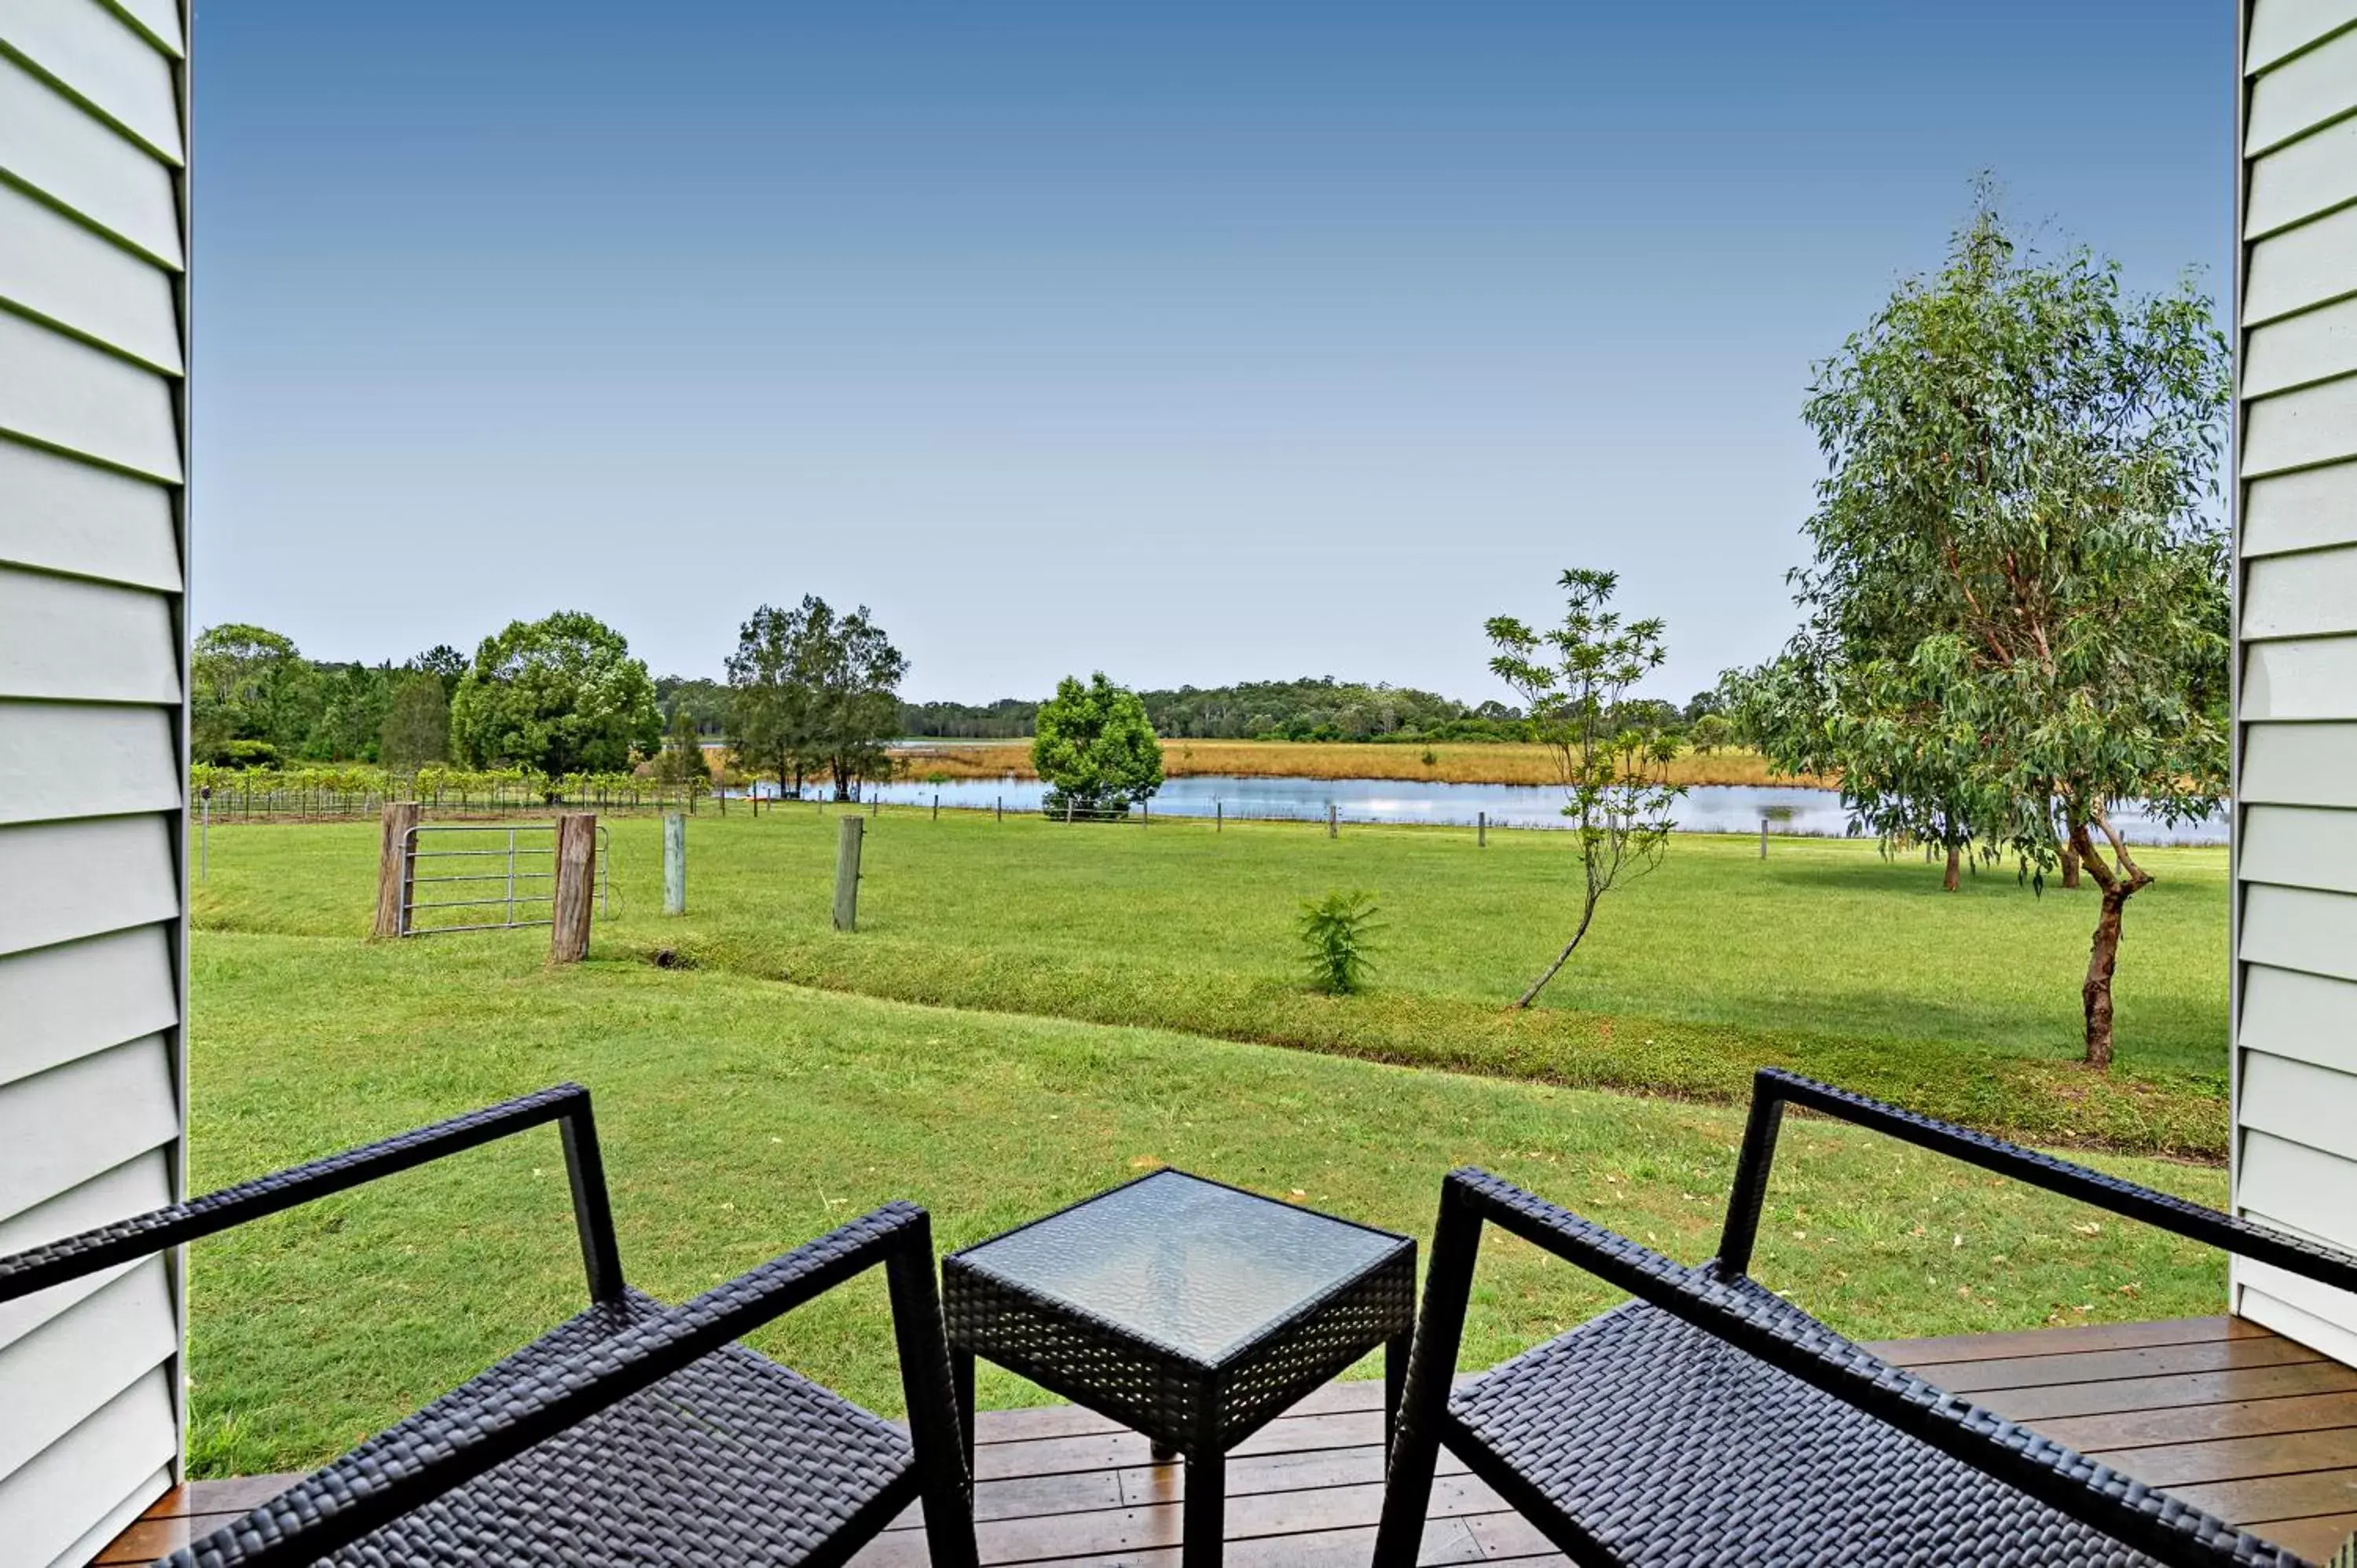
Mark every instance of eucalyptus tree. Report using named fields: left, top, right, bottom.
left=1486, top=569, right=1684, bottom=1009
left=1739, top=196, right=2231, bottom=1067
left=728, top=596, right=907, bottom=800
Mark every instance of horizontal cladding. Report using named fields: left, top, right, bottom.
left=0, top=434, right=179, bottom=588
left=2245, top=202, right=2357, bottom=323
left=0, top=699, right=178, bottom=825
left=0, top=1149, right=169, bottom=1350
left=2242, top=368, right=2357, bottom=474
left=2252, top=0, right=2357, bottom=71
left=0, top=177, right=178, bottom=370
left=2240, top=803, right=2357, bottom=893
left=0, top=49, right=177, bottom=266
left=2249, top=23, right=2357, bottom=151
left=0, top=815, right=176, bottom=956
left=0, top=0, right=181, bottom=162
left=0, top=1038, right=177, bottom=1232
left=0, top=564, right=178, bottom=702
left=0, top=1369, right=173, bottom=1568
left=2238, top=1128, right=2357, bottom=1251
left=2244, top=459, right=2357, bottom=555
left=2247, top=112, right=2357, bottom=237
left=2243, top=636, right=2357, bottom=717
left=2242, top=722, right=2357, bottom=804
left=0, top=925, right=175, bottom=1086
left=0, top=308, right=178, bottom=478
left=2238, top=1048, right=2357, bottom=1156
left=2241, top=882, right=2357, bottom=984
left=2239, top=963, right=2357, bottom=1075
left=2236, top=1260, right=2357, bottom=1372
left=2245, top=545, right=2357, bottom=637
left=0, top=1260, right=174, bottom=1482
left=2244, top=291, right=2357, bottom=394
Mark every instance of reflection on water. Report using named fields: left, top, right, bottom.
left=755, top=772, right=2226, bottom=845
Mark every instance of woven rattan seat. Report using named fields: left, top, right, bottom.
left=319, top=1290, right=914, bottom=1566
left=1450, top=1297, right=2161, bottom=1566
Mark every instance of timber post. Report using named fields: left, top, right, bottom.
left=1478, top=810, right=1486, bottom=848
left=551, top=812, right=598, bottom=963
left=1759, top=818, right=1769, bottom=859
left=372, top=801, right=420, bottom=940
left=1328, top=802, right=1338, bottom=839
left=834, top=815, right=865, bottom=932
left=662, top=811, right=687, bottom=915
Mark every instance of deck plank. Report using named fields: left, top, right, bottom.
left=104, top=1321, right=2357, bottom=1566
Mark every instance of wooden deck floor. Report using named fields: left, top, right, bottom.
left=101, top=1317, right=2357, bottom=1566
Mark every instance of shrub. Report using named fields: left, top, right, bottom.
left=1297, top=890, right=1382, bottom=995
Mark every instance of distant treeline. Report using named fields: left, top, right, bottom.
left=895, top=677, right=1728, bottom=744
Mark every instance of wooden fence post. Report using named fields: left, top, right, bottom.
left=663, top=811, right=687, bottom=915
left=1759, top=818, right=1769, bottom=859
left=1478, top=810, right=1486, bottom=848
left=1328, top=803, right=1338, bottom=839
left=373, top=802, right=420, bottom=939
left=1215, top=800, right=1222, bottom=833
left=834, top=815, right=865, bottom=932
left=552, top=812, right=598, bottom=963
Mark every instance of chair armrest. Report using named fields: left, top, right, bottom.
left=1715, top=1068, right=2357, bottom=1299
left=172, top=1202, right=938, bottom=1568
left=0, top=1083, right=623, bottom=1308
left=1443, top=1169, right=2298, bottom=1568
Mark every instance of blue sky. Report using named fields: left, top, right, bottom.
left=192, top=2, right=2233, bottom=704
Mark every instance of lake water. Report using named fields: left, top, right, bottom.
left=764, top=773, right=2228, bottom=845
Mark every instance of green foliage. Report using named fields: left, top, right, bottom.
left=1486, top=569, right=1685, bottom=1006
left=656, top=706, right=710, bottom=787
left=1728, top=192, right=2231, bottom=1064
left=449, top=611, right=662, bottom=779
left=726, top=596, right=907, bottom=800
left=904, top=678, right=1543, bottom=744
left=1688, top=713, right=1735, bottom=756
left=1032, top=673, right=1165, bottom=819
left=1297, top=890, right=1382, bottom=995
left=214, top=739, right=282, bottom=770
left=404, top=644, right=468, bottom=699
left=379, top=672, right=450, bottom=772
left=192, top=624, right=319, bottom=763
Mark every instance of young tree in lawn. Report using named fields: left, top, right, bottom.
left=1486, top=570, right=1683, bottom=1008
left=380, top=671, right=451, bottom=772
left=1032, top=673, right=1164, bottom=819
left=1743, top=196, right=2230, bottom=1066
left=656, top=706, right=710, bottom=789
left=449, top=611, right=662, bottom=781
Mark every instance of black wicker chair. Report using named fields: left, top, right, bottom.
left=1373, top=1067, right=2357, bottom=1568
left=0, top=1083, right=980, bottom=1568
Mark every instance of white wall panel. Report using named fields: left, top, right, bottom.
left=0, top=178, right=179, bottom=370
left=2241, top=963, right=2357, bottom=1075
left=0, top=699, right=178, bottom=825
left=2239, top=1050, right=2357, bottom=1153
left=2243, top=722, right=2357, bottom=805
left=0, top=1038, right=178, bottom=1226
left=2240, top=1128, right=2357, bottom=1249
left=2245, top=460, right=2357, bottom=555
left=2249, top=112, right=2357, bottom=236
left=0, top=0, right=181, bottom=160
left=0, top=815, right=176, bottom=955
left=2251, top=24, right=2357, bottom=152
left=2244, top=636, right=2357, bottom=717
left=2241, top=803, right=2357, bottom=892
left=0, top=51, right=177, bottom=266
left=0, top=565, right=178, bottom=702
left=2246, top=203, right=2357, bottom=323
left=0, top=1370, right=172, bottom=1568
left=0, top=309, right=179, bottom=478
left=0, top=434, right=179, bottom=588
left=2243, top=370, right=2357, bottom=474
left=0, top=1260, right=174, bottom=1480
left=0, top=925, right=174, bottom=1086
left=2238, top=1260, right=2357, bottom=1372
left=102, top=0, right=177, bottom=57
left=2250, top=0, right=2357, bottom=71
left=2245, top=291, right=2357, bottom=394
left=2245, top=544, right=2357, bottom=636
left=0, top=1149, right=169, bottom=1348
left=2242, top=882, right=2357, bottom=983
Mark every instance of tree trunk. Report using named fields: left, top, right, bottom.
left=2060, top=844, right=2080, bottom=890
left=2080, top=887, right=2128, bottom=1070
left=1513, top=900, right=1598, bottom=1009
left=1943, top=842, right=1961, bottom=892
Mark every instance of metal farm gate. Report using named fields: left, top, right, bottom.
left=395, top=822, right=610, bottom=936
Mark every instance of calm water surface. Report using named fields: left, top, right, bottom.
left=786, top=773, right=2229, bottom=844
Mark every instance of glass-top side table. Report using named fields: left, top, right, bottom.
left=941, top=1169, right=1417, bottom=1567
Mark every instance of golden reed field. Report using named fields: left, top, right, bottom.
left=888, top=738, right=1825, bottom=789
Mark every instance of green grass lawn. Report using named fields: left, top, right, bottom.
left=189, top=926, right=2227, bottom=1479
left=194, top=809, right=2231, bottom=1152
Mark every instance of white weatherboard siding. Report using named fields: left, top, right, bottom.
left=2236, top=0, right=2357, bottom=1364
left=0, top=0, right=187, bottom=1560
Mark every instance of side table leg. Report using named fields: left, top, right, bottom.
left=1384, top=1330, right=1410, bottom=1457
left=952, top=1346, right=977, bottom=1472
left=1182, top=1447, right=1225, bottom=1568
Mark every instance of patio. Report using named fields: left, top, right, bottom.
left=97, top=1314, right=2357, bottom=1566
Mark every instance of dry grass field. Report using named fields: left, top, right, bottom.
left=892, top=738, right=1825, bottom=788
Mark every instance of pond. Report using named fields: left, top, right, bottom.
left=781, top=773, right=2230, bottom=845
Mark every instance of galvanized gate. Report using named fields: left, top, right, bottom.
left=395, top=822, right=610, bottom=936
